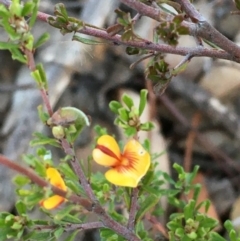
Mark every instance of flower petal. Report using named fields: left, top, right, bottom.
left=122, top=139, right=150, bottom=181
left=40, top=195, right=65, bottom=210
left=92, top=135, right=121, bottom=166
left=105, top=140, right=150, bottom=187
left=46, top=167, right=67, bottom=191
left=105, top=168, right=140, bottom=187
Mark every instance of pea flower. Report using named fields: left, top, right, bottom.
left=40, top=167, right=67, bottom=210
left=92, top=135, right=150, bottom=187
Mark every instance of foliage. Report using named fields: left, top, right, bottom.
left=0, top=0, right=239, bottom=241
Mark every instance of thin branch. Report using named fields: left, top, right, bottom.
left=79, top=27, right=240, bottom=62
left=127, top=188, right=139, bottom=231
left=23, top=49, right=53, bottom=116
left=64, top=221, right=104, bottom=231
left=120, top=0, right=162, bottom=21
left=174, top=0, right=240, bottom=57
left=60, top=139, right=96, bottom=201
left=173, top=52, right=192, bottom=70
left=175, top=0, right=205, bottom=21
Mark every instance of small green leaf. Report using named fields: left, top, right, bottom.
left=29, top=0, right=39, bottom=28
left=122, top=93, right=134, bottom=110
left=209, top=232, right=227, bottom=241
left=192, top=184, right=201, bottom=201
left=136, top=194, right=160, bottom=222
left=0, top=42, right=19, bottom=50
left=13, top=175, right=30, bottom=186
left=15, top=201, right=27, bottom=215
left=0, top=4, right=9, bottom=17
left=61, top=214, right=82, bottom=224
left=37, top=105, right=50, bottom=123
left=9, top=0, right=22, bottom=16
left=65, top=180, right=84, bottom=195
left=25, top=191, right=44, bottom=207
left=0, top=228, right=10, bottom=241
left=64, top=230, right=80, bottom=241
left=121, top=29, right=133, bottom=41
left=118, top=107, right=129, bottom=122
left=9, top=48, right=27, bottom=63
left=109, top=101, right=122, bottom=114
left=138, top=89, right=148, bottom=116
left=31, top=69, right=42, bottom=86
left=54, top=227, right=64, bottom=239
left=140, top=121, right=154, bottom=131
left=54, top=205, right=74, bottom=221
left=202, top=39, right=221, bottom=49
left=30, top=132, right=60, bottom=147
left=21, top=2, right=34, bottom=16
left=27, top=231, right=52, bottom=240
left=34, top=33, right=50, bottom=49
left=124, top=126, right=136, bottom=137
left=100, top=228, right=125, bottom=241
left=224, top=220, right=234, bottom=233
left=36, top=63, right=48, bottom=89
left=73, top=34, right=105, bottom=45
left=183, top=200, right=196, bottom=220
left=55, top=3, right=68, bottom=19
left=11, top=222, right=22, bottom=230
left=172, top=61, right=188, bottom=76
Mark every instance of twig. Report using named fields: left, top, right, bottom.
left=132, top=12, right=142, bottom=24
left=60, top=139, right=96, bottom=201
left=23, top=48, right=53, bottom=116
left=173, top=52, right=192, bottom=70
left=127, top=187, right=139, bottom=231
left=64, top=221, right=104, bottom=231
left=174, top=0, right=240, bottom=57
left=120, top=0, right=162, bottom=21
left=39, top=88, right=53, bottom=116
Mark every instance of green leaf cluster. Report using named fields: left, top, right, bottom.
left=0, top=0, right=49, bottom=62
left=109, top=89, right=154, bottom=137
left=112, top=9, right=141, bottom=41
left=168, top=204, right=219, bottom=241
left=47, top=3, right=84, bottom=35
left=156, top=14, right=189, bottom=46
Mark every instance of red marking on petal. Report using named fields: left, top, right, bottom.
left=96, top=144, right=121, bottom=162
left=114, top=152, right=138, bottom=173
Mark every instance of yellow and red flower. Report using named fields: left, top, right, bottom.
left=40, top=167, right=67, bottom=210
left=92, top=135, right=150, bottom=187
